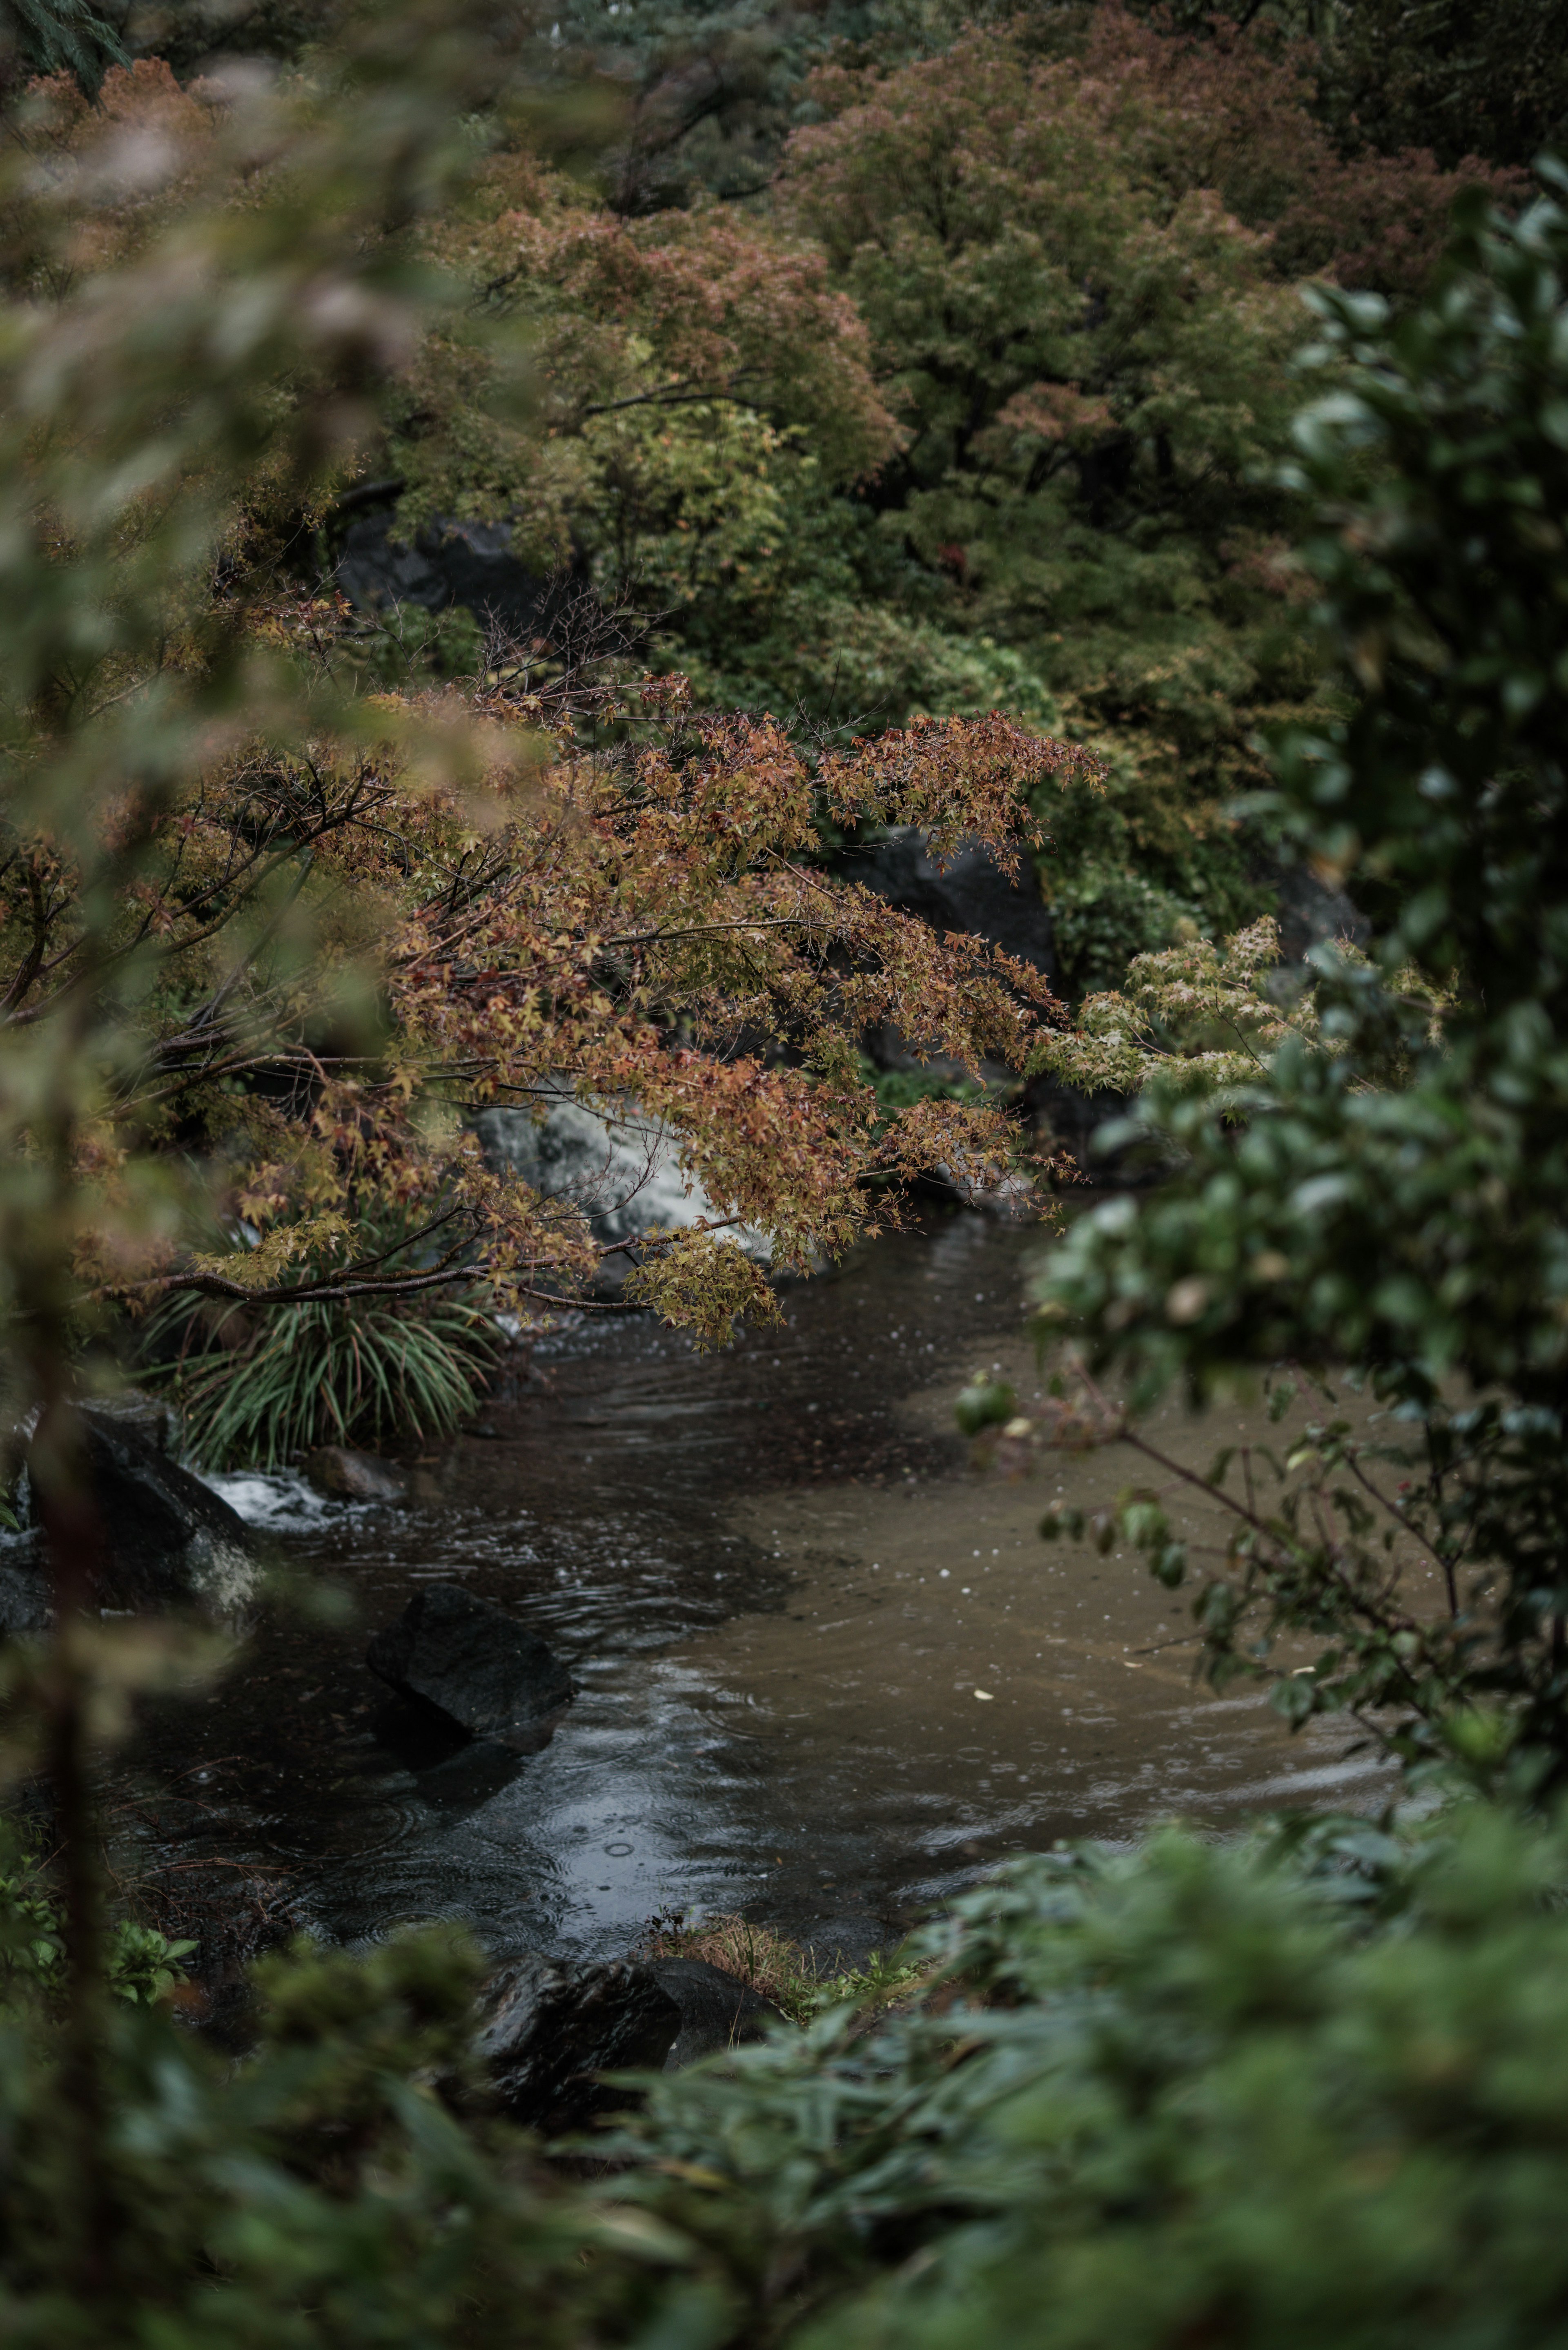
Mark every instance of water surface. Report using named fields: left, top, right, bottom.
left=128, top=1212, right=1400, bottom=1967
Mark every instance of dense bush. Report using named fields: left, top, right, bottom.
left=1319, top=0, right=1568, bottom=172
left=599, top=1805, right=1568, bottom=2350
left=366, top=6, right=1517, bottom=975
left=9, top=1791, right=1568, bottom=2348
left=11, top=0, right=1509, bottom=980
left=1030, top=167, right=1568, bottom=1785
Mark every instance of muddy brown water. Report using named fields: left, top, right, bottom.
left=125, top=1211, right=1404, bottom=1969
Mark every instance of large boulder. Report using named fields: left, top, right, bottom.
left=366, top=1583, right=573, bottom=1747
left=13, top=1408, right=259, bottom=1621
left=473, top=1955, right=682, bottom=2132
left=334, top=508, right=561, bottom=640
left=78, top=1387, right=181, bottom=1457
left=472, top=1086, right=769, bottom=1289
left=837, top=827, right=1056, bottom=981
left=644, top=1955, right=787, bottom=2068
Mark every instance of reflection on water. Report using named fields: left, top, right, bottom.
left=127, top=1212, right=1401, bottom=1966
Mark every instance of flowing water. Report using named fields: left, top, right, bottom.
left=126, top=1210, right=1400, bottom=1969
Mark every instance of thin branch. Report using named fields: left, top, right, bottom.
left=595, top=1213, right=745, bottom=1260
left=1341, top=1447, right=1460, bottom=1611
left=575, top=376, right=763, bottom=422
left=602, top=914, right=832, bottom=949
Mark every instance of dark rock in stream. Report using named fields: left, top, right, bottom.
left=8, top=1409, right=259, bottom=1623
left=366, top=1583, right=574, bottom=1747
left=301, top=1446, right=408, bottom=1503
left=474, top=1955, right=682, bottom=2131
left=644, top=1957, right=786, bottom=2067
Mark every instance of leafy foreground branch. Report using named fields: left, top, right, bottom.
left=5, top=1792, right=1568, bottom=2346
left=1015, top=165, right=1568, bottom=1796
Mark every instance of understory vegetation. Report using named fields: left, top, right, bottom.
left=5, top=0, right=1568, bottom=2341
left=8, top=1799, right=1568, bottom=2346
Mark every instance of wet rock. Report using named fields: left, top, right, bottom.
left=834, top=828, right=1097, bottom=1173
left=644, top=1956, right=787, bottom=2068
left=837, top=827, right=1056, bottom=979
left=473, top=1087, right=769, bottom=1289
left=334, top=509, right=561, bottom=640
left=942, top=1166, right=1039, bottom=1218
left=81, top=1387, right=180, bottom=1456
left=1274, top=862, right=1370, bottom=968
left=17, top=1410, right=259, bottom=1617
left=365, top=1583, right=573, bottom=1746
left=474, top=1955, right=682, bottom=2132
left=301, top=1446, right=408, bottom=1504
left=375, top=1707, right=533, bottom=1797
left=0, top=1559, right=49, bottom=1638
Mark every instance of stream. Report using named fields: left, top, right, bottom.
left=125, top=1209, right=1394, bottom=1971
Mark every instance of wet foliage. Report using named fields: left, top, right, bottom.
left=7, top=1791, right=1568, bottom=2348
left=1029, top=171, right=1568, bottom=1792
left=2, top=7, right=1567, bottom=2343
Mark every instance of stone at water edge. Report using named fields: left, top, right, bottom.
left=80, top=1411, right=259, bottom=1614
left=0, top=1564, right=48, bottom=1639
left=78, top=1387, right=181, bottom=1457
left=643, top=1956, right=788, bottom=2068
left=365, top=1583, right=574, bottom=1745
left=9, top=1409, right=259, bottom=1623
left=473, top=1956, right=682, bottom=2132
left=472, top=1089, right=772, bottom=1294
left=301, top=1446, right=409, bottom=1503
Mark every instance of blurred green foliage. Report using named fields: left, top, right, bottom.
left=1032, top=169, right=1568, bottom=1786
left=593, top=1804, right=1568, bottom=2350
left=7, top=1798, right=1568, bottom=2344
left=0, top=1829, right=193, bottom=2006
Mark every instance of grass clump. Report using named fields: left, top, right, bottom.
left=143, top=1214, right=505, bottom=1471
left=639, top=1909, right=931, bottom=2024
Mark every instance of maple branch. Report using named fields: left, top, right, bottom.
left=155, top=849, right=317, bottom=1060
left=595, top=1214, right=745, bottom=1259
left=604, top=915, right=831, bottom=948
left=573, top=375, right=765, bottom=421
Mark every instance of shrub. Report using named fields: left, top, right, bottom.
left=13, top=1786, right=1568, bottom=2349
left=1027, top=167, right=1568, bottom=1786
left=586, top=1805, right=1568, bottom=2350
left=150, top=1287, right=500, bottom=1469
